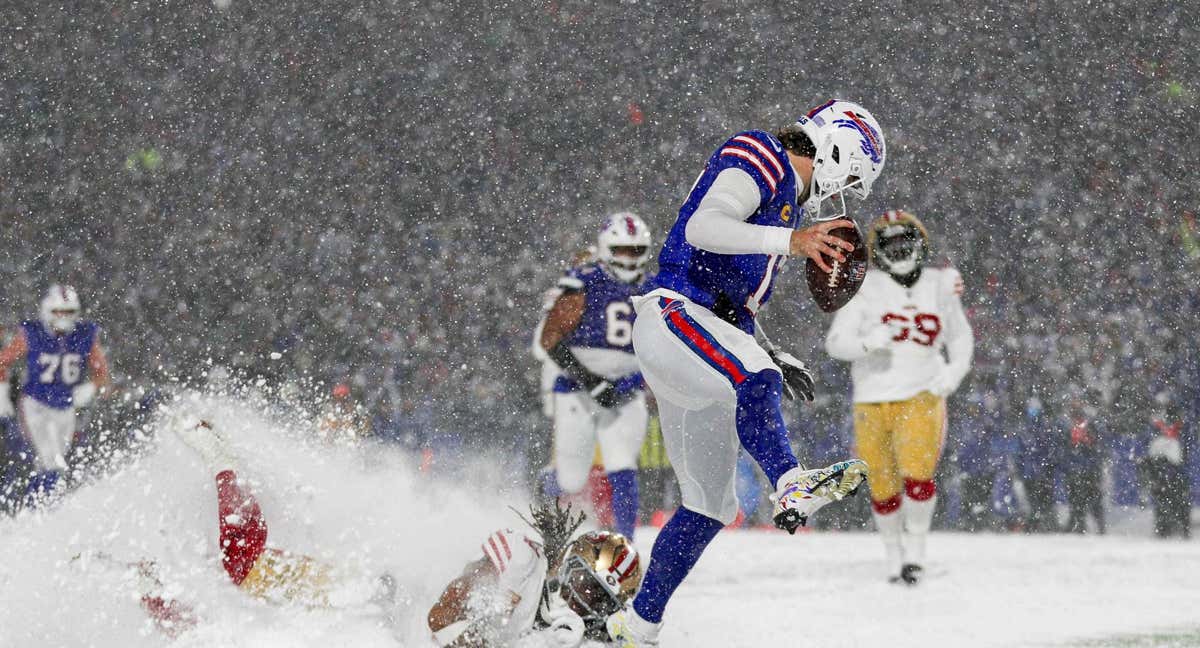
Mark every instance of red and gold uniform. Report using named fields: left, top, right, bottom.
left=825, top=210, right=973, bottom=583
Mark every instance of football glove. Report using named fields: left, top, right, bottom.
left=72, top=382, right=97, bottom=409
left=591, top=372, right=643, bottom=409
left=768, top=350, right=815, bottom=402
left=544, top=603, right=586, bottom=647
left=929, top=372, right=958, bottom=398
left=861, top=324, right=895, bottom=353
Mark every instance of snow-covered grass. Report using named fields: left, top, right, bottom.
left=1, top=391, right=1196, bottom=647
left=640, top=529, right=1200, bottom=648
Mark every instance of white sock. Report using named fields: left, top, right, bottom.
left=902, top=495, right=937, bottom=565
left=873, top=508, right=904, bottom=576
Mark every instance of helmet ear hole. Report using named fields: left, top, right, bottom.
left=830, top=145, right=840, bottom=164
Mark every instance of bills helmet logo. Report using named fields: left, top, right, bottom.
left=833, top=111, right=884, bottom=164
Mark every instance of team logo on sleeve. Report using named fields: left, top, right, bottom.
left=781, top=204, right=792, bottom=223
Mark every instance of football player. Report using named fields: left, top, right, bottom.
left=824, top=210, right=974, bottom=585
left=171, top=418, right=394, bottom=608
left=539, top=213, right=654, bottom=540
left=0, top=285, right=111, bottom=502
left=428, top=503, right=642, bottom=647
left=608, top=100, right=886, bottom=645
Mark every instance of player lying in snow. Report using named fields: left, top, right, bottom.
left=428, top=501, right=643, bottom=647
left=71, top=419, right=399, bottom=637
left=81, top=419, right=641, bottom=645
left=185, top=418, right=645, bottom=647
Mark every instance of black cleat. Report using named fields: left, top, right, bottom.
left=899, top=563, right=923, bottom=585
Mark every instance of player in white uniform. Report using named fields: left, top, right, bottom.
left=539, top=214, right=654, bottom=539
left=825, top=210, right=973, bottom=584
left=428, top=502, right=642, bottom=647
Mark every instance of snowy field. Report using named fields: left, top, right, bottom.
left=1, top=392, right=1197, bottom=648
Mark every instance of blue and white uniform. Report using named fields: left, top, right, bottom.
left=624, top=129, right=808, bottom=630
left=552, top=262, right=653, bottom=500
left=609, top=104, right=886, bottom=640
left=19, top=319, right=99, bottom=471
left=633, top=130, right=803, bottom=524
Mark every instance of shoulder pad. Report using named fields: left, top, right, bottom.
left=481, top=529, right=542, bottom=576
left=716, top=130, right=790, bottom=196
left=938, top=267, right=964, bottom=298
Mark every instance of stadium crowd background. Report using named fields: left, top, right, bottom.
left=1, top=2, right=1197, bottom=528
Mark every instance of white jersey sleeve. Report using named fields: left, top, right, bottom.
left=824, top=283, right=875, bottom=362
left=684, top=168, right=794, bottom=256
left=479, top=529, right=548, bottom=641
left=934, top=268, right=974, bottom=395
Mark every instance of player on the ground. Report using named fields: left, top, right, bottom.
left=428, top=502, right=642, bottom=647
left=825, top=210, right=974, bottom=585
left=172, top=419, right=395, bottom=608
left=607, top=100, right=886, bottom=645
left=0, top=285, right=111, bottom=502
left=539, top=213, right=654, bottom=539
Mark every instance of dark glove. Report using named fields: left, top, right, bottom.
left=590, top=372, right=643, bottom=409
left=769, top=349, right=815, bottom=402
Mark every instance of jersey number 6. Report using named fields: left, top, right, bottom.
left=605, top=302, right=634, bottom=346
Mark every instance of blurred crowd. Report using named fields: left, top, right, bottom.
left=1, top=2, right=1196, bottom=528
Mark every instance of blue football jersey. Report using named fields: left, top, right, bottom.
left=21, top=320, right=99, bottom=409
left=655, top=129, right=803, bottom=333
left=559, top=262, right=654, bottom=353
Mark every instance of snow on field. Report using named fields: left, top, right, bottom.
left=0, top=392, right=1196, bottom=648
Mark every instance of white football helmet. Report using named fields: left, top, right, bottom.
left=597, top=212, right=652, bottom=284
left=795, top=100, right=886, bottom=221
left=40, top=284, right=82, bottom=334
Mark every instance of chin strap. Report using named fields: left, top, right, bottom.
left=890, top=267, right=923, bottom=287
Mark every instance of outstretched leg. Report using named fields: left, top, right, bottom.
left=215, top=469, right=269, bottom=586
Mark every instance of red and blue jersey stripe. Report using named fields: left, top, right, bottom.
left=717, top=130, right=789, bottom=197
left=659, top=298, right=748, bottom=386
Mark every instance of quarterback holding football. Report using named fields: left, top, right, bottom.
left=824, top=209, right=974, bottom=585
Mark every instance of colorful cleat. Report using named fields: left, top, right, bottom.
left=771, top=459, right=868, bottom=534
left=606, top=604, right=661, bottom=647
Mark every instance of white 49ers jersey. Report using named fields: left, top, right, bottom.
left=480, top=528, right=549, bottom=641
left=825, top=267, right=974, bottom=403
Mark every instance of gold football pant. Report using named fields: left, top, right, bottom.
left=853, top=391, right=946, bottom=509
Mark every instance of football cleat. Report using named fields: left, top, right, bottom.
left=606, top=605, right=661, bottom=647
left=895, top=563, right=923, bottom=586
left=771, top=460, right=868, bottom=534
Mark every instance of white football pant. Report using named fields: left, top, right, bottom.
left=553, top=390, right=648, bottom=493
left=630, top=289, right=779, bottom=524
left=19, top=397, right=77, bottom=471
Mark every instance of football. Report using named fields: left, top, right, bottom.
left=805, top=220, right=869, bottom=312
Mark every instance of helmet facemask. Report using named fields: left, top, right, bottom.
left=601, top=245, right=650, bottom=284
left=557, top=553, right=624, bottom=625
left=40, top=285, right=82, bottom=334
left=597, top=212, right=652, bottom=284
left=553, top=530, right=642, bottom=632
left=875, top=224, right=926, bottom=277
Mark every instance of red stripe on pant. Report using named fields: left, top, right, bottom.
left=216, top=470, right=269, bottom=585
left=665, top=310, right=747, bottom=383
left=904, top=478, right=937, bottom=501
left=872, top=494, right=901, bottom=515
